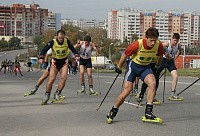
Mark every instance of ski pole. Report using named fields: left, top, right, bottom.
left=121, top=72, right=126, bottom=92
left=159, top=71, right=165, bottom=79
left=36, top=68, right=42, bottom=73
left=162, top=68, right=166, bottom=103
left=96, top=55, right=101, bottom=94
left=177, top=77, right=200, bottom=96
left=96, top=73, right=119, bottom=111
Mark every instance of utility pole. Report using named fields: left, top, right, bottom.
left=109, top=43, right=113, bottom=60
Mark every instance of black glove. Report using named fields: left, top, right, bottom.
left=42, top=62, right=48, bottom=69
left=115, top=67, right=122, bottom=74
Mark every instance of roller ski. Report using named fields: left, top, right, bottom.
left=77, top=85, right=86, bottom=95
left=24, top=86, right=39, bottom=97
left=51, top=91, right=63, bottom=103
left=107, top=106, right=118, bottom=124
left=59, top=93, right=65, bottom=100
left=168, top=91, right=183, bottom=101
left=142, top=116, right=162, bottom=124
left=89, top=88, right=98, bottom=96
left=168, top=95, right=183, bottom=101
left=142, top=104, right=162, bottom=124
left=41, top=92, right=50, bottom=105
left=153, top=99, right=161, bottom=105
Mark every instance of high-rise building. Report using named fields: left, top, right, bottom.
left=0, top=3, right=49, bottom=44
left=48, top=12, right=61, bottom=31
left=107, top=8, right=200, bottom=48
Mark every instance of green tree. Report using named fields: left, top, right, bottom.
left=33, top=35, right=43, bottom=46
left=38, top=30, right=56, bottom=51
left=0, top=38, right=8, bottom=48
left=8, top=37, right=21, bottom=48
left=130, top=33, right=139, bottom=43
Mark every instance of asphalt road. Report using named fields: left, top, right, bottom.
left=0, top=50, right=200, bottom=136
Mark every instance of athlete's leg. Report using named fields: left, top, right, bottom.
left=87, top=68, right=93, bottom=85
left=14, top=66, right=17, bottom=75
left=46, top=66, right=58, bottom=93
left=171, top=70, right=178, bottom=91
left=170, top=69, right=178, bottom=95
left=57, top=64, right=68, bottom=91
left=18, top=66, right=23, bottom=76
left=36, top=70, right=50, bottom=87
left=132, top=77, right=139, bottom=95
left=144, top=74, right=156, bottom=104
left=80, top=65, right=85, bottom=84
left=114, top=81, right=133, bottom=108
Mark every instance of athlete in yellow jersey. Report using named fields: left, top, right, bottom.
left=107, top=27, right=164, bottom=124
left=39, top=30, right=79, bottom=105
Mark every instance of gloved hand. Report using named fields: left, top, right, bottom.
left=42, top=62, right=48, bottom=69
left=115, top=67, right=122, bottom=74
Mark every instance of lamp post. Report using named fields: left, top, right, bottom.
left=183, top=41, right=186, bottom=69
left=109, top=43, right=113, bottom=60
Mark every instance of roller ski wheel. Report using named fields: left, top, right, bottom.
left=89, top=91, right=98, bottom=96
left=77, top=90, right=86, bottom=95
left=107, top=117, right=113, bottom=124
left=107, top=107, right=118, bottom=124
left=107, top=113, right=114, bottom=124
left=41, top=101, right=48, bottom=105
left=59, top=95, right=65, bottom=100
left=168, top=96, right=183, bottom=101
left=24, top=92, right=36, bottom=97
left=51, top=99, right=63, bottom=103
left=141, top=116, right=163, bottom=124
left=153, top=100, right=161, bottom=105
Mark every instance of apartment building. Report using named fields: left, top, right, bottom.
left=48, top=12, right=61, bottom=31
left=108, top=8, right=200, bottom=48
left=61, top=19, right=105, bottom=30
left=0, top=4, right=58, bottom=44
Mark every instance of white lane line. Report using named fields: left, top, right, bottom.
left=106, top=82, right=113, bottom=84
left=53, top=84, right=58, bottom=86
left=195, top=93, right=200, bottom=95
left=124, top=101, right=143, bottom=107
left=0, top=81, right=24, bottom=83
left=160, top=80, right=200, bottom=86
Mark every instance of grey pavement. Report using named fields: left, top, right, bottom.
left=0, top=50, right=200, bottom=136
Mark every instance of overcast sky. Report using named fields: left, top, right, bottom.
left=1, top=0, right=199, bottom=20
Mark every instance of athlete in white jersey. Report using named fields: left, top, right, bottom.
left=75, top=35, right=101, bottom=95
left=24, top=48, right=76, bottom=97
left=156, top=33, right=182, bottom=99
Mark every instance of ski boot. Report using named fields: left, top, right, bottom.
left=89, top=87, right=98, bottom=96
left=168, top=91, right=183, bottom=101
left=41, top=92, right=50, bottom=105
left=51, top=91, right=63, bottom=103
left=77, top=85, right=86, bottom=94
left=153, top=98, right=161, bottom=105
left=142, top=104, right=162, bottom=124
left=107, top=106, right=119, bottom=124
left=58, top=93, right=66, bottom=100
left=24, top=86, right=39, bottom=97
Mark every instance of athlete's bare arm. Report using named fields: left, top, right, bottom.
left=118, top=53, right=127, bottom=68
left=174, top=43, right=182, bottom=60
